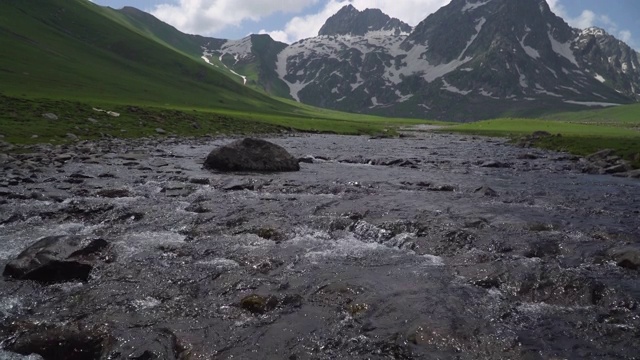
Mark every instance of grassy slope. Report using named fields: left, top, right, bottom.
left=0, top=0, right=286, bottom=109
left=0, top=0, right=436, bottom=143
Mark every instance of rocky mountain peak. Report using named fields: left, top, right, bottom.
left=318, top=5, right=411, bottom=36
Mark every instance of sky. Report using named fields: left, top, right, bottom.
left=91, top=0, right=640, bottom=50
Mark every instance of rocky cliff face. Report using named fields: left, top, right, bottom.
left=201, top=0, right=640, bottom=121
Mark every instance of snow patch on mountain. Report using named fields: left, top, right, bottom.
left=460, top=18, right=486, bottom=58
left=219, top=37, right=253, bottom=61
left=442, top=80, right=472, bottom=95
left=424, top=57, right=473, bottom=83
left=516, top=65, right=528, bottom=88
left=564, top=100, right=620, bottom=107
left=462, top=0, right=492, bottom=12
left=229, top=69, right=247, bottom=85
left=519, top=32, right=540, bottom=59
left=594, top=73, right=606, bottom=83
left=395, top=90, right=413, bottom=103
left=200, top=53, right=218, bottom=68
left=548, top=32, right=578, bottom=66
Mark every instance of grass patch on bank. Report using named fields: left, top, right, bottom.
left=0, top=95, right=438, bottom=144
left=544, top=103, right=640, bottom=126
left=444, top=118, right=640, bottom=169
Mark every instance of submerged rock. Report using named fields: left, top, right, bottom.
left=5, top=326, right=108, bottom=360
left=203, top=138, right=300, bottom=172
left=239, top=294, right=279, bottom=314
left=609, top=246, right=640, bottom=270
left=4, top=324, right=185, bottom=360
left=3, top=235, right=109, bottom=283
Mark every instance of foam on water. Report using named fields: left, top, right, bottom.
left=517, top=302, right=592, bottom=314
left=0, top=296, right=23, bottom=320
left=132, top=297, right=162, bottom=310
left=0, top=351, right=44, bottom=360
left=0, top=223, right=102, bottom=260
left=196, top=258, right=241, bottom=270
left=116, top=231, right=186, bottom=257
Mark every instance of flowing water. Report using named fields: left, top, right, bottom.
left=0, top=132, right=638, bottom=359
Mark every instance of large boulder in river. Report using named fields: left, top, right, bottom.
left=3, top=235, right=109, bottom=283
left=203, top=138, right=300, bottom=172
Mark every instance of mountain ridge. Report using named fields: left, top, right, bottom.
left=262, top=0, right=640, bottom=120
left=6, top=0, right=637, bottom=122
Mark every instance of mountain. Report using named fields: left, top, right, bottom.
left=15, top=0, right=637, bottom=122
left=269, top=0, right=640, bottom=120
left=318, top=4, right=412, bottom=36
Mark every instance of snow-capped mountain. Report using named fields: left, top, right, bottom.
left=203, top=0, right=640, bottom=120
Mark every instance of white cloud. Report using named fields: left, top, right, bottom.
left=151, top=0, right=319, bottom=36
left=573, top=10, right=596, bottom=29
left=619, top=30, right=632, bottom=43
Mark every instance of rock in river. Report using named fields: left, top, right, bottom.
left=3, top=235, right=109, bottom=283
left=203, top=138, right=300, bottom=172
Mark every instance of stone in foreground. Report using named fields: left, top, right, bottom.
left=3, top=235, right=109, bottom=283
left=204, top=138, right=300, bottom=172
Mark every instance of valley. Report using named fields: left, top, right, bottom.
left=0, top=0, right=639, bottom=358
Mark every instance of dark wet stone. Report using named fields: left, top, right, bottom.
left=6, top=326, right=108, bottom=360
left=586, top=149, right=615, bottom=162
left=474, top=186, right=498, bottom=197
left=239, top=294, right=279, bottom=314
left=298, top=156, right=314, bottom=164
left=4, top=325, right=185, bottom=360
left=427, top=184, right=457, bottom=192
left=473, top=277, right=501, bottom=289
left=609, top=246, right=640, bottom=270
left=69, top=173, right=94, bottom=179
left=524, top=238, right=560, bottom=258
left=222, top=180, right=255, bottom=191
left=3, top=235, right=109, bottom=283
left=184, top=203, right=211, bottom=213
left=96, top=189, right=131, bottom=198
left=280, top=294, right=303, bottom=309
left=507, top=266, right=607, bottom=306
left=160, top=183, right=194, bottom=197
left=105, top=327, right=186, bottom=360
left=518, top=153, right=539, bottom=160
left=253, top=228, right=287, bottom=242
left=480, top=160, right=512, bottom=168
left=189, top=177, right=210, bottom=185
left=530, top=131, right=552, bottom=138
left=604, top=164, right=628, bottom=174
left=203, top=138, right=299, bottom=172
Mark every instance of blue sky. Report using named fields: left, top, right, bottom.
left=91, top=0, right=639, bottom=49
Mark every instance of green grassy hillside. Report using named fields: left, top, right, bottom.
left=0, top=0, right=293, bottom=111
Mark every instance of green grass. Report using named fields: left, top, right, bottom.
left=544, top=103, right=640, bottom=126
left=0, top=94, right=440, bottom=144
left=444, top=118, right=640, bottom=168
left=0, top=0, right=294, bottom=111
